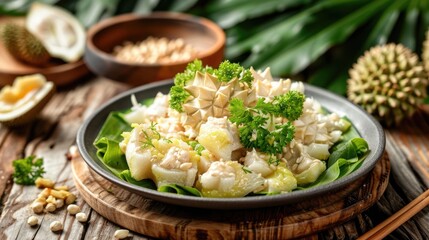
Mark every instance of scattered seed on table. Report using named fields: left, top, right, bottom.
left=31, top=201, right=44, bottom=214
left=27, top=216, right=38, bottom=226
left=50, top=221, right=63, bottom=232
left=114, top=229, right=129, bottom=239
left=67, top=204, right=80, bottom=215
left=55, top=199, right=64, bottom=208
left=76, top=212, right=88, bottom=223
left=45, top=203, right=56, bottom=212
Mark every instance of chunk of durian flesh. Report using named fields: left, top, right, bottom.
left=199, top=161, right=265, bottom=198
left=197, top=117, right=241, bottom=160
left=243, top=149, right=275, bottom=177
left=122, top=124, right=154, bottom=181
left=294, top=157, right=326, bottom=185
left=152, top=146, right=198, bottom=187
left=264, top=166, right=297, bottom=193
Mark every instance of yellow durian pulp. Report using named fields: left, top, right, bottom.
left=0, top=74, right=55, bottom=126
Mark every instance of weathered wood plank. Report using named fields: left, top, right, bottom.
left=387, top=111, right=429, bottom=189
left=0, top=127, right=31, bottom=197
left=363, top=110, right=429, bottom=240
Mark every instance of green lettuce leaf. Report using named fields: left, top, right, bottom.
left=95, top=112, right=131, bottom=143
left=158, top=184, right=202, bottom=197
left=301, top=137, right=369, bottom=189
left=119, top=170, right=157, bottom=189
left=94, top=112, right=132, bottom=177
left=95, top=137, right=128, bottom=170
left=328, top=137, right=368, bottom=167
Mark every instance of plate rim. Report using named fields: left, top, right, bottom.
left=76, top=79, right=385, bottom=209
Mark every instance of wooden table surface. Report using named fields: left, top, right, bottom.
left=0, top=76, right=428, bottom=240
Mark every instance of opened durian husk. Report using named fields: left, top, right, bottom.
left=250, top=67, right=299, bottom=99
left=181, top=72, right=255, bottom=129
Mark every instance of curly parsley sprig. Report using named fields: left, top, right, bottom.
left=12, top=155, right=45, bottom=185
left=229, top=91, right=305, bottom=155
left=214, top=60, right=253, bottom=86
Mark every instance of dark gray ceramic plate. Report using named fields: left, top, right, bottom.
left=76, top=79, right=385, bottom=209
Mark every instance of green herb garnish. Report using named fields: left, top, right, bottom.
left=229, top=91, right=304, bottom=155
left=189, top=141, right=205, bottom=155
left=12, top=155, right=45, bottom=185
left=213, top=60, right=253, bottom=86
left=242, top=166, right=252, bottom=174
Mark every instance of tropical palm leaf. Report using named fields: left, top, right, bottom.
left=1, top=0, right=428, bottom=96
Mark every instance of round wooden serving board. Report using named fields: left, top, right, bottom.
left=71, top=153, right=390, bottom=239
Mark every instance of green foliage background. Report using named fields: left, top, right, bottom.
left=2, top=0, right=428, bottom=95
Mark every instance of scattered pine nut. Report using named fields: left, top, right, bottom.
left=46, top=195, right=56, bottom=204
left=45, top=203, right=56, bottom=212
left=55, top=199, right=64, bottom=208
left=27, top=216, right=38, bottom=226
left=76, top=212, right=87, bottom=223
left=30, top=177, right=83, bottom=231
left=31, top=201, right=44, bottom=214
left=49, top=221, right=63, bottom=232
left=67, top=145, right=79, bottom=159
left=114, top=229, right=129, bottom=239
left=67, top=204, right=80, bottom=215
left=34, top=196, right=47, bottom=205
left=38, top=188, right=51, bottom=198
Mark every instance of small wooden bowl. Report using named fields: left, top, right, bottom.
left=84, top=12, right=225, bottom=86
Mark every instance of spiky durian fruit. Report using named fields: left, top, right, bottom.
left=181, top=72, right=256, bottom=128
left=347, top=43, right=428, bottom=126
left=0, top=23, right=50, bottom=66
left=423, top=30, right=429, bottom=73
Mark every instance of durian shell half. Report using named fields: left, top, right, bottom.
left=26, top=2, right=85, bottom=63
left=0, top=81, right=55, bottom=126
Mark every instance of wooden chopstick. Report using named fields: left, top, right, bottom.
left=358, top=188, right=429, bottom=239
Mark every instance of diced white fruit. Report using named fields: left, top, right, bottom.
left=199, top=161, right=265, bottom=198
left=124, top=126, right=153, bottom=180
left=152, top=165, right=197, bottom=187
left=198, top=117, right=241, bottom=160
left=152, top=147, right=197, bottom=187
left=265, top=166, right=297, bottom=193
left=305, top=143, right=330, bottom=160
left=243, top=149, right=274, bottom=177
left=294, top=159, right=326, bottom=185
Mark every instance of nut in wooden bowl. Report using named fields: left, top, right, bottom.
left=84, top=12, right=225, bottom=86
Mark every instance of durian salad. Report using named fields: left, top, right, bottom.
left=94, top=60, right=369, bottom=198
